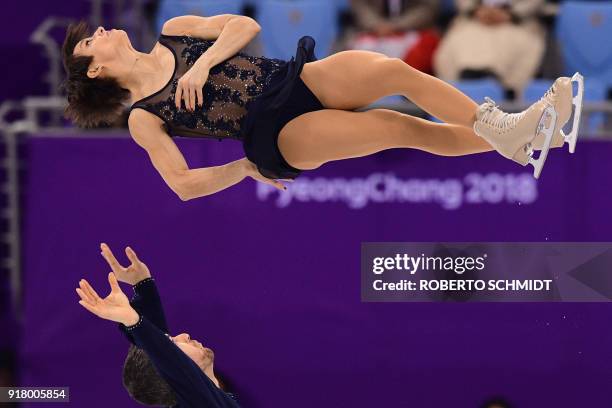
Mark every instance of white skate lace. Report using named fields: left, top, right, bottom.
left=541, top=83, right=556, bottom=104
left=479, top=97, right=526, bottom=132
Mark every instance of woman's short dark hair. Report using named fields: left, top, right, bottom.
left=122, top=345, right=177, bottom=407
left=60, top=20, right=130, bottom=128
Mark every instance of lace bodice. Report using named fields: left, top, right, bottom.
left=130, top=34, right=287, bottom=141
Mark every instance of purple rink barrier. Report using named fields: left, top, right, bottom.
left=19, top=134, right=612, bottom=407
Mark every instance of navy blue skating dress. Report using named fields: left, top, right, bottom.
left=129, top=34, right=325, bottom=180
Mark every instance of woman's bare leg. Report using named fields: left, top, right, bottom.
left=301, top=50, right=479, bottom=127
left=278, top=109, right=493, bottom=170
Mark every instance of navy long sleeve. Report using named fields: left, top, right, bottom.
left=118, top=277, right=169, bottom=344
left=118, top=278, right=240, bottom=407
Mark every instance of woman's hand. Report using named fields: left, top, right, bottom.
left=76, top=273, right=140, bottom=326
left=240, top=157, right=293, bottom=191
left=100, top=243, right=151, bottom=286
left=175, top=60, right=210, bottom=112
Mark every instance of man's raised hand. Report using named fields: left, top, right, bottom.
left=75, top=273, right=139, bottom=326
left=100, top=243, right=152, bottom=285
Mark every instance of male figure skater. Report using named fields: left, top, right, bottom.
left=75, top=243, right=239, bottom=407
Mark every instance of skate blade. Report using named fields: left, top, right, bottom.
left=560, top=72, right=584, bottom=154
left=529, top=106, right=558, bottom=179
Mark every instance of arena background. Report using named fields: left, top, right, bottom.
left=2, top=1, right=612, bottom=407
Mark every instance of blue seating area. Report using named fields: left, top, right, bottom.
left=156, top=0, right=245, bottom=33
left=556, top=1, right=612, bottom=89
left=256, top=1, right=338, bottom=60
left=451, top=79, right=505, bottom=104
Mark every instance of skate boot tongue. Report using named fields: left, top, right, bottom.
left=474, top=97, right=550, bottom=162
left=477, top=98, right=525, bottom=134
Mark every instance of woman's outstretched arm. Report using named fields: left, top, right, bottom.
left=128, top=109, right=286, bottom=201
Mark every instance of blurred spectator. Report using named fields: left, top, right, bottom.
left=345, top=0, right=441, bottom=73
left=434, top=0, right=546, bottom=97
left=351, top=0, right=440, bottom=34
left=480, top=396, right=513, bottom=408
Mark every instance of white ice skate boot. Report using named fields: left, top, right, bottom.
left=474, top=97, right=556, bottom=179
left=532, top=73, right=584, bottom=153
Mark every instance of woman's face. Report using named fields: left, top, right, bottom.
left=72, top=26, right=130, bottom=78
left=170, top=333, right=215, bottom=370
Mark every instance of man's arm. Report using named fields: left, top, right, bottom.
left=122, top=316, right=238, bottom=407
left=129, top=278, right=168, bottom=331
left=76, top=275, right=235, bottom=407
left=118, top=278, right=170, bottom=344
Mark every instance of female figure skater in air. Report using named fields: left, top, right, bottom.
left=62, top=14, right=583, bottom=201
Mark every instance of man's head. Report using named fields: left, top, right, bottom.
left=170, top=332, right=215, bottom=370
left=122, top=334, right=215, bottom=406
left=61, top=21, right=131, bottom=127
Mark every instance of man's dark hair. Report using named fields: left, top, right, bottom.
left=122, top=345, right=177, bottom=407
left=60, top=20, right=130, bottom=128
